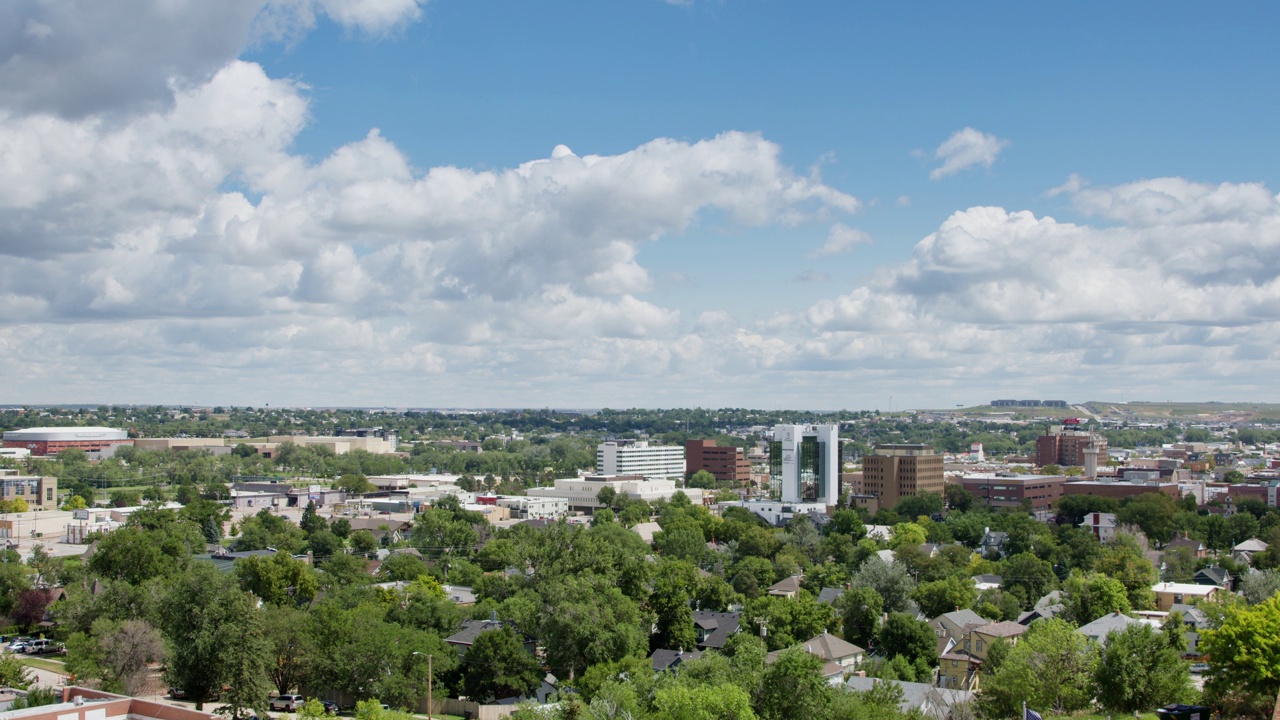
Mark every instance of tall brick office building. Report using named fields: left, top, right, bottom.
left=686, top=439, right=751, bottom=486
left=1036, top=424, right=1108, bottom=467
left=861, top=444, right=946, bottom=509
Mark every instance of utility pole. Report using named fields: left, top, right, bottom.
left=413, top=652, right=433, bottom=719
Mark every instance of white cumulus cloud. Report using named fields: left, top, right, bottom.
left=810, top=223, right=872, bottom=257
left=929, top=127, right=1009, bottom=180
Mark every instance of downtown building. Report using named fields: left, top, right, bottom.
left=1035, top=424, right=1108, bottom=473
left=596, top=440, right=685, bottom=481
left=860, top=444, right=946, bottom=510
left=686, top=439, right=751, bottom=485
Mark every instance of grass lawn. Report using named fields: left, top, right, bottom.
left=1045, top=714, right=1160, bottom=720
left=19, top=655, right=69, bottom=674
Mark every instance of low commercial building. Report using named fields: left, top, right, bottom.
left=1063, top=479, right=1182, bottom=500
left=494, top=495, right=568, bottom=520
left=527, top=475, right=704, bottom=513
left=134, top=437, right=230, bottom=453
left=1152, top=582, right=1223, bottom=611
left=9, top=687, right=217, bottom=720
left=0, top=474, right=58, bottom=510
left=957, top=473, right=1065, bottom=511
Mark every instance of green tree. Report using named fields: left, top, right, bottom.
left=0, top=652, right=33, bottom=690
left=742, top=593, right=835, bottom=651
left=335, top=473, right=375, bottom=494
left=894, top=492, right=944, bottom=520
left=1060, top=572, right=1131, bottom=625
left=261, top=604, right=313, bottom=696
left=1200, top=594, right=1280, bottom=717
left=889, top=522, right=927, bottom=549
left=649, top=560, right=700, bottom=652
left=876, top=612, right=935, bottom=668
left=461, top=627, right=543, bottom=703
left=234, top=552, right=319, bottom=606
left=1240, top=569, right=1280, bottom=605
left=687, top=469, right=718, bottom=489
left=654, top=518, right=709, bottom=564
left=1095, top=533, right=1158, bottom=609
left=1117, top=493, right=1179, bottom=546
left=1096, top=622, right=1192, bottom=712
left=755, top=647, right=830, bottom=720
left=911, top=576, right=977, bottom=619
left=852, top=556, right=915, bottom=613
left=978, top=618, right=1099, bottom=717
left=835, top=586, right=882, bottom=648
left=999, top=553, right=1058, bottom=610
left=159, top=562, right=269, bottom=712
left=653, top=683, right=757, bottom=720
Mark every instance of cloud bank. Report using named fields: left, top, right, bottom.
left=1, top=3, right=1278, bottom=408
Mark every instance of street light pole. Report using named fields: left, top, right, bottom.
left=412, top=652, right=433, bottom=719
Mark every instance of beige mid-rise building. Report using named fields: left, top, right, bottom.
left=860, top=444, right=945, bottom=510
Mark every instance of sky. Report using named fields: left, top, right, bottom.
left=2, top=0, right=1279, bottom=410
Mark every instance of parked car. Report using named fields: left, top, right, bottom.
left=24, top=639, right=54, bottom=655
left=6, top=639, right=31, bottom=653
left=320, top=700, right=339, bottom=715
left=269, top=695, right=305, bottom=712
left=168, top=688, right=187, bottom=699
left=1189, top=662, right=1210, bottom=674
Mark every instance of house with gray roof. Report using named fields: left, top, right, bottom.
left=929, top=609, right=986, bottom=642
left=444, top=618, right=533, bottom=658
left=693, top=611, right=741, bottom=650
left=844, top=677, right=975, bottom=719
left=817, top=587, right=846, bottom=605
left=1076, top=612, right=1158, bottom=647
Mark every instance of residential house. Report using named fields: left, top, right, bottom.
left=651, top=649, right=702, bottom=672
left=929, top=609, right=986, bottom=643
left=937, top=649, right=982, bottom=690
left=1080, top=512, right=1118, bottom=543
left=1193, top=566, right=1233, bottom=590
left=444, top=618, right=533, bottom=658
left=961, top=621, right=1027, bottom=659
left=1152, top=582, right=1222, bottom=611
left=1076, top=612, right=1158, bottom=647
left=1233, top=538, right=1269, bottom=566
left=1165, top=537, right=1207, bottom=559
left=845, top=677, right=975, bottom=720
left=693, top=611, right=741, bottom=651
left=1170, top=603, right=1210, bottom=657
left=347, top=517, right=412, bottom=545
left=816, top=587, right=847, bottom=606
left=766, top=575, right=803, bottom=598
left=799, top=631, right=864, bottom=668
left=980, top=529, right=1009, bottom=558
left=972, top=574, right=1002, bottom=591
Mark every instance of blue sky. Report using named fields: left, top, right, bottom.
left=2, top=1, right=1279, bottom=409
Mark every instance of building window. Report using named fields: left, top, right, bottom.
left=976, top=639, right=985, bottom=652
left=46, top=488, right=54, bottom=501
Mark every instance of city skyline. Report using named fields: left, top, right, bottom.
left=2, top=1, right=1278, bottom=409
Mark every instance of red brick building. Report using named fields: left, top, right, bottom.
left=1035, top=425, right=1108, bottom=468
left=686, top=439, right=750, bottom=485
left=957, top=473, right=1066, bottom=511
left=1062, top=479, right=1181, bottom=500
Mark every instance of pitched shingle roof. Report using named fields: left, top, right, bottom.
left=800, top=631, right=864, bottom=661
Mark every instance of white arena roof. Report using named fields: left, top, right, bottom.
left=2, top=426, right=128, bottom=442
